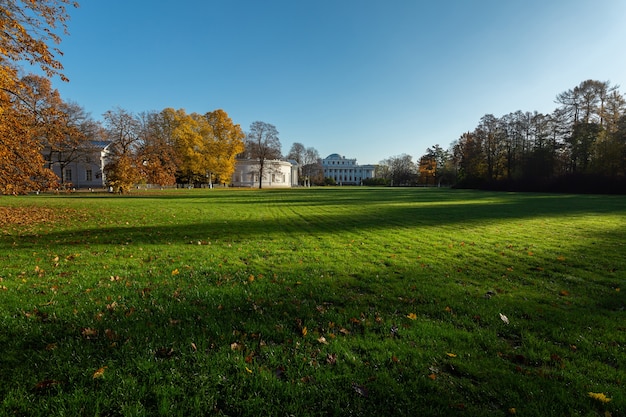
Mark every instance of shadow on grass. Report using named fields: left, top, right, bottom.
left=2, top=190, right=625, bottom=414
left=3, top=255, right=623, bottom=416
left=5, top=191, right=626, bottom=250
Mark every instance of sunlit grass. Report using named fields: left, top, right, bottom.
left=1, top=188, right=624, bottom=416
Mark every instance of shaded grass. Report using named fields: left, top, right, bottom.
left=0, top=188, right=625, bottom=416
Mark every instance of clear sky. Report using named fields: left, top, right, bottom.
left=45, top=0, right=626, bottom=165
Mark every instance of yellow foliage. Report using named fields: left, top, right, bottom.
left=588, top=392, right=611, bottom=403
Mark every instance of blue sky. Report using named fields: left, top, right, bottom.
left=46, top=0, right=626, bottom=164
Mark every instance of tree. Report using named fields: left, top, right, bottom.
left=103, top=107, right=142, bottom=192
left=452, top=132, right=485, bottom=187
left=421, top=144, right=452, bottom=186
left=0, top=100, right=58, bottom=194
left=287, top=142, right=322, bottom=186
left=136, top=110, right=179, bottom=186
left=417, top=155, right=436, bottom=186
left=0, top=1, right=78, bottom=194
left=0, top=74, right=67, bottom=193
left=476, top=114, right=505, bottom=181
left=0, top=0, right=78, bottom=88
left=13, top=76, right=102, bottom=187
left=378, top=154, right=416, bottom=186
left=286, top=142, right=306, bottom=165
left=245, top=121, right=282, bottom=189
left=302, top=147, right=323, bottom=186
left=204, top=109, right=245, bottom=185
left=164, top=108, right=211, bottom=185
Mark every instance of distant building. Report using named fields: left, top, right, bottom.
left=322, top=154, right=376, bottom=185
left=231, top=159, right=298, bottom=188
left=46, top=141, right=111, bottom=189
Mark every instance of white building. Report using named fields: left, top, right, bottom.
left=231, top=159, right=298, bottom=188
left=47, top=140, right=111, bottom=189
left=322, top=153, right=376, bottom=185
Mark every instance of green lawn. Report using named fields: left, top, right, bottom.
left=1, top=188, right=624, bottom=416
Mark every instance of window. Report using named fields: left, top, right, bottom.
left=64, top=168, right=72, bottom=182
left=86, top=169, right=93, bottom=182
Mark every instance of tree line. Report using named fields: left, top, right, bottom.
left=376, top=79, right=626, bottom=193
left=2, top=1, right=625, bottom=194
left=0, top=1, right=304, bottom=193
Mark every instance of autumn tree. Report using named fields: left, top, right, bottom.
left=0, top=99, right=58, bottom=193
left=420, top=144, right=452, bottom=186
left=103, top=107, right=142, bottom=192
left=245, top=121, right=282, bottom=189
left=161, top=108, right=213, bottom=186
left=14, top=75, right=99, bottom=187
left=0, top=0, right=77, bottom=89
left=203, top=109, right=245, bottom=185
left=417, top=155, right=436, bottom=186
left=0, top=1, right=77, bottom=193
left=0, top=74, right=68, bottom=193
left=135, top=110, right=179, bottom=186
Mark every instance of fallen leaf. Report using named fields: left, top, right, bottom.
left=588, top=392, right=611, bottom=403
left=245, top=367, right=253, bottom=373
left=171, top=268, right=179, bottom=276
left=93, top=366, right=107, bottom=379
left=428, top=373, right=437, bottom=380
left=317, top=336, right=328, bottom=345
left=104, top=329, right=118, bottom=341
left=81, top=327, right=98, bottom=338
left=302, top=326, right=308, bottom=337
left=446, top=352, right=457, bottom=358
left=34, top=379, right=61, bottom=391
left=406, top=313, right=417, bottom=320
left=499, top=313, right=509, bottom=324
left=326, top=353, right=337, bottom=365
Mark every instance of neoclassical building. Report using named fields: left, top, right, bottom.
left=46, top=140, right=111, bottom=189
left=231, top=159, right=298, bottom=188
left=322, top=154, right=376, bottom=185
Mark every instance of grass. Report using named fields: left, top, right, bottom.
left=0, top=187, right=624, bottom=416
